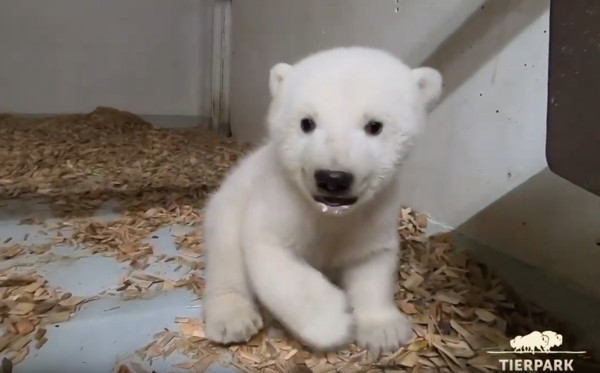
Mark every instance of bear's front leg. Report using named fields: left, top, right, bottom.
left=343, top=248, right=415, bottom=354
left=203, top=193, right=264, bottom=345
left=244, top=241, right=354, bottom=351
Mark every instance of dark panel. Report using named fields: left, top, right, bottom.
left=546, top=0, right=600, bottom=196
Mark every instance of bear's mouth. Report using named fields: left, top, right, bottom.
left=313, top=195, right=358, bottom=207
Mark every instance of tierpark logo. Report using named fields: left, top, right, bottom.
left=487, top=330, right=587, bottom=371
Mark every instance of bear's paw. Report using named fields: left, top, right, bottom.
left=355, top=308, right=415, bottom=354
left=204, top=294, right=263, bottom=344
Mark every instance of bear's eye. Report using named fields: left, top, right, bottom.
left=364, top=121, right=383, bottom=136
left=300, top=118, right=316, bottom=133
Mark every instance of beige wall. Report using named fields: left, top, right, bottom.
left=0, top=0, right=214, bottom=117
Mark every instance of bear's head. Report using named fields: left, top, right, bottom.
left=266, top=47, right=442, bottom=215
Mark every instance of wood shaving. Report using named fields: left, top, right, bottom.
left=0, top=244, right=51, bottom=263
left=112, top=264, right=205, bottom=301
left=0, top=247, right=24, bottom=261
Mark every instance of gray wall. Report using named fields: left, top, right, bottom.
left=0, top=0, right=213, bottom=119
left=230, top=0, right=486, bottom=143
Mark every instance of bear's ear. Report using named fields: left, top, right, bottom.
left=269, top=63, right=293, bottom=98
left=412, top=67, right=443, bottom=112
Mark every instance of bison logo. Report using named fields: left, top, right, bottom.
left=509, top=330, right=563, bottom=354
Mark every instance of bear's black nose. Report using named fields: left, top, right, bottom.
left=314, top=169, right=354, bottom=194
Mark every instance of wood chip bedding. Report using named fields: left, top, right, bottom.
left=0, top=108, right=592, bottom=372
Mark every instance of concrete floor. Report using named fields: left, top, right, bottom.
left=2, top=199, right=599, bottom=372
left=0, top=198, right=237, bottom=373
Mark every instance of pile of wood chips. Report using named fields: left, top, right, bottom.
left=0, top=269, right=96, bottom=368
left=0, top=107, right=248, bottom=217
left=0, top=108, right=568, bottom=372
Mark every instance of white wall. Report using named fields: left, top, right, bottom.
left=403, top=2, right=551, bottom=226
left=229, top=0, right=600, bottom=299
left=230, top=0, right=486, bottom=143
left=400, top=0, right=600, bottom=299
left=0, top=0, right=213, bottom=118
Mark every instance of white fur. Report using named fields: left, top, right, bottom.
left=202, top=46, right=442, bottom=353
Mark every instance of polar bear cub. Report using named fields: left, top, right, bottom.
left=202, top=46, right=442, bottom=353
